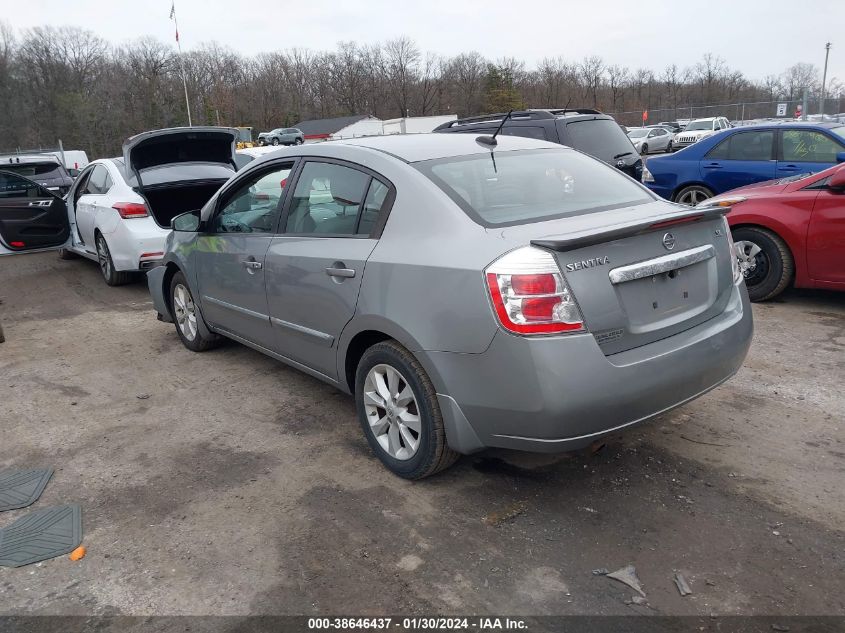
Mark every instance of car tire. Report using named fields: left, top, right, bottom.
left=95, top=233, right=133, bottom=286
left=271, top=138, right=280, bottom=146
left=666, top=141, right=673, bottom=152
left=641, top=144, right=648, bottom=155
left=732, top=227, right=794, bottom=302
left=169, top=271, right=219, bottom=352
left=674, top=184, right=714, bottom=206
left=355, top=340, right=459, bottom=480
left=295, top=138, right=303, bottom=145
left=58, top=248, right=79, bottom=260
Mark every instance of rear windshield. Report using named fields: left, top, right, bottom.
left=2, top=163, right=65, bottom=179
left=561, top=118, right=634, bottom=161
left=416, top=148, right=653, bottom=227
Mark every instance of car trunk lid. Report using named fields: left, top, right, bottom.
left=122, top=127, right=238, bottom=190
left=523, top=202, right=735, bottom=355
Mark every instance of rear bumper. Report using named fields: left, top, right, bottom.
left=421, top=282, right=752, bottom=454
left=101, top=220, right=168, bottom=272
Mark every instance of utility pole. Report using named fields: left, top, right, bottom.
left=820, top=42, right=832, bottom=117
left=802, top=88, right=808, bottom=121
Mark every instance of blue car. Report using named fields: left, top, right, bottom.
left=644, top=122, right=845, bottom=205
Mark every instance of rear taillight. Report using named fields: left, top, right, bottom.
left=485, top=246, right=585, bottom=335
left=113, top=202, right=149, bottom=219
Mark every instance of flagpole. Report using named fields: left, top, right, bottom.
left=171, top=1, right=192, bottom=127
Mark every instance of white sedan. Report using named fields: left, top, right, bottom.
left=0, top=127, right=238, bottom=285
left=626, top=127, right=673, bottom=154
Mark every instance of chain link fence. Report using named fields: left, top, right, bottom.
left=608, top=97, right=845, bottom=127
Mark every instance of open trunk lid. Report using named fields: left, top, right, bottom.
left=516, top=201, right=736, bottom=355
left=122, top=127, right=238, bottom=189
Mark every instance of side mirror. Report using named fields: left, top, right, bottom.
left=836, top=151, right=845, bottom=164
left=171, top=211, right=202, bottom=232
left=828, top=169, right=845, bottom=191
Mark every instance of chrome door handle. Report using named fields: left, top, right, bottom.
left=325, top=267, right=355, bottom=278
left=242, top=260, right=263, bottom=270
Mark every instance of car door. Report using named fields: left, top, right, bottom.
left=195, top=159, right=297, bottom=351
left=777, top=129, right=845, bottom=177
left=701, top=130, right=776, bottom=193
left=0, top=170, right=70, bottom=255
left=265, top=159, right=392, bottom=380
left=75, top=164, right=112, bottom=249
left=806, top=173, right=845, bottom=283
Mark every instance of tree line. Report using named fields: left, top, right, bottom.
left=0, top=22, right=841, bottom=158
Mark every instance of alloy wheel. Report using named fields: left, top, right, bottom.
left=96, top=235, right=111, bottom=279
left=363, top=364, right=421, bottom=460
left=172, top=283, right=198, bottom=341
left=677, top=188, right=712, bottom=206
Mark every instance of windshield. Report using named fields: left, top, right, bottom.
left=415, top=148, right=653, bottom=227
left=628, top=129, right=649, bottom=138
left=685, top=120, right=714, bottom=131
left=1, top=163, right=65, bottom=179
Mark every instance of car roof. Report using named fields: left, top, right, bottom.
left=337, top=132, right=562, bottom=163
left=725, top=121, right=843, bottom=131
left=0, top=154, right=62, bottom=165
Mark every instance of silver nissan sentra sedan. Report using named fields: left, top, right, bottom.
left=147, top=133, right=753, bottom=479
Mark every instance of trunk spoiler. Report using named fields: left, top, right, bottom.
left=531, top=204, right=730, bottom=252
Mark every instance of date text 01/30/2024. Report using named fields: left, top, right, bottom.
left=307, top=617, right=529, bottom=630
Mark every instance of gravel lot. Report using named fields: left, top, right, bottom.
left=0, top=252, right=843, bottom=616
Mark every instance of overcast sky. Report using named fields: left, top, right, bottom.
left=5, top=0, right=844, bottom=84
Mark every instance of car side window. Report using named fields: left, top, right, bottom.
left=72, top=169, right=93, bottom=204
left=706, top=131, right=774, bottom=161
left=0, top=172, right=50, bottom=199
left=211, top=162, right=293, bottom=234
left=284, top=161, right=370, bottom=235
left=357, top=179, right=390, bottom=235
left=85, top=165, right=111, bottom=194
left=781, top=130, right=843, bottom=163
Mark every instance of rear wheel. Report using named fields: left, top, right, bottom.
left=169, top=271, right=219, bottom=351
left=95, top=233, right=133, bottom=286
left=355, top=341, right=459, bottom=479
left=674, top=184, right=714, bottom=206
left=732, top=227, right=794, bottom=301
left=666, top=140, right=673, bottom=152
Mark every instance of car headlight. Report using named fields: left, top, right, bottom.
left=642, top=165, right=654, bottom=183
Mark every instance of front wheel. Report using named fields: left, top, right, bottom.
left=294, top=138, right=303, bottom=145
left=674, top=184, right=714, bottom=206
left=170, top=271, right=219, bottom=351
left=271, top=138, right=280, bottom=146
left=732, top=227, right=794, bottom=301
left=355, top=341, right=459, bottom=479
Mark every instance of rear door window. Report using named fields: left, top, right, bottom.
left=781, top=130, right=844, bottom=162
left=85, top=165, right=112, bottom=194
left=284, top=161, right=370, bottom=235
left=706, top=131, right=774, bottom=161
left=416, top=148, right=653, bottom=227
left=560, top=119, right=634, bottom=161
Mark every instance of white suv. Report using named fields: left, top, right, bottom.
left=672, top=117, right=731, bottom=151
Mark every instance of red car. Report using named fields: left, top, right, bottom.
left=706, top=162, right=845, bottom=301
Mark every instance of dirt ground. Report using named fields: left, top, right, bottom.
left=0, top=252, right=842, bottom=616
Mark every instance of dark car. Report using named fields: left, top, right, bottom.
left=644, top=122, right=845, bottom=205
left=434, top=109, right=643, bottom=181
left=0, top=155, right=74, bottom=196
left=657, top=121, right=685, bottom=134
